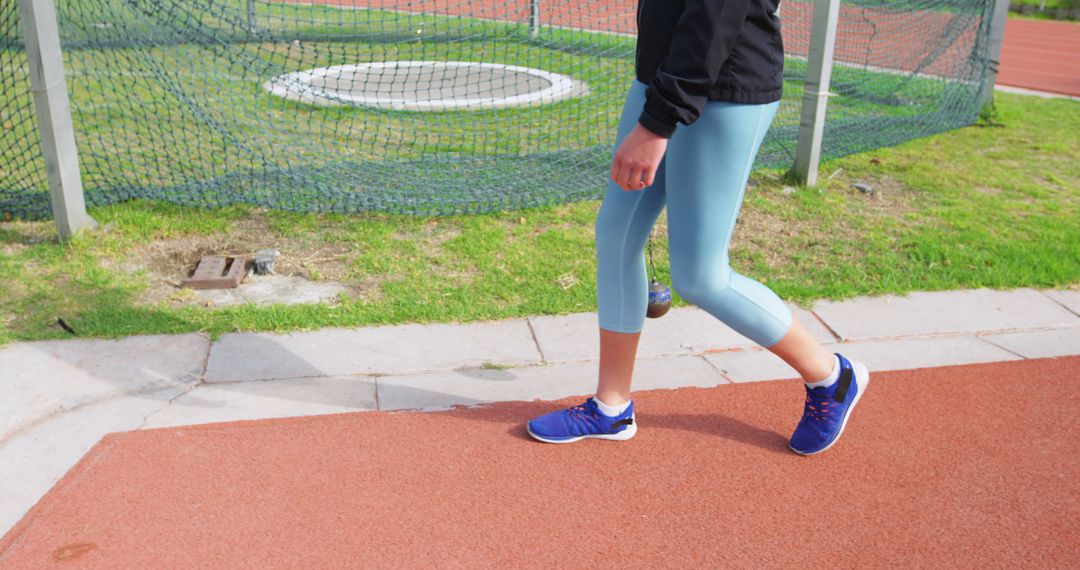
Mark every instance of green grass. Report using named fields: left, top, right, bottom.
left=1008, top=0, right=1080, bottom=20
left=3, top=0, right=982, bottom=219
left=1, top=91, right=1077, bottom=346
left=1011, top=0, right=1079, bottom=10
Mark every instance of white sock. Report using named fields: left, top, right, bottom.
left=593, top=395, right=632, bottom=417
left=805, top=355, right=841, bottom=389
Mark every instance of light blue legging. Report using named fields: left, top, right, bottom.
left=596, top=81, right=792, bottom=347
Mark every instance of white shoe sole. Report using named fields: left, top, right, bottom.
left=527, top=417, right=638, bottom=444
left=790, top=361, right=870, bottom=456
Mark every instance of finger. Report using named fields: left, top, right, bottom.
left=641, top=163, right=657, bottom=188
left=612, top=160, right=632, bottom=191
left=610, top=155, right=626, bottom=190
left=632, top=164, right=652, bottom=190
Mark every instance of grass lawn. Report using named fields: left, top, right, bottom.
left=1, top=91, right=1077, bottom=345
left=3, top=0, right=981, bottom=218
left=1008, top=0, right=1079, bottom=20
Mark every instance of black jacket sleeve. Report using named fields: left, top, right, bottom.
left=639, top=0, right=752, bottom=138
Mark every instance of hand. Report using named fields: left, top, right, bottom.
left=611, top=124, right=668, bottom=191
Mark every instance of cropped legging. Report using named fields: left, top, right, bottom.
left=596, top=81, right=792, bottom=347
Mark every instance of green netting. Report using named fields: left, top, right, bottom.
left=1, top=0, right=997, bottom=219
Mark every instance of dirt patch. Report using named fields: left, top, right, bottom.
left=391, top=219, right=479, bottom=287
left=0, top=219, right=58, bottom=255
left=732, top=175, right=924, bottom=269
left=840, top=175, right=923, bottom=216
left=391, top=218, right=461, bottom=248
left=121, top=210, right=358, bottom=306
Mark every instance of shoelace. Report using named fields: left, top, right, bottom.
left=568, top=401, right=598, bottom=419
left=566, top=400, right=602, bottom=430
left=803, top=389, right=833, bottom=422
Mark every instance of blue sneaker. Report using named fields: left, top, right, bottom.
left=789, top=353, right=869, bottom=455
left=527, top=398, right=637, bottom=444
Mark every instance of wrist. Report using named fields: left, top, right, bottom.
left=637, top=111, right=675, bottom=139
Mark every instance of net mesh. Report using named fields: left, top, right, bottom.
left=2, top=0, right=997, bottom=219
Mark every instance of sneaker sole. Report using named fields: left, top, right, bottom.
left=526, top=420, right=638, bottom=444
left=789, top=361, right=870, bottom=456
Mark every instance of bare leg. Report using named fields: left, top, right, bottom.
left=597, top=317, right=829, bottom=406
left=595, top=328, right=641, bottom=406
left=767, top=316, right=835, bottom=382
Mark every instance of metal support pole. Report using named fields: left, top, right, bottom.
left=980, top=0, right=1011, bottom=109
left=529, top=0, right=540, bottom=38
left=247, top=0, right=257, bottom=33
left=18, top=0, right=96, bottom=240
left=792, top=0, right=841, bottom=187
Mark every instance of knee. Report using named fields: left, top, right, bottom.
left=670, top=265, right=732, bottom=307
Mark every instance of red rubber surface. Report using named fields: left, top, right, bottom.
left=2, top=357, right=1079, bottom=568
left=999, top=19, right=1080, bottom=97
left=288, top=1, right=1080, bottom=96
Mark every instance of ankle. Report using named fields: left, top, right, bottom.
left=595, top=392, right=630, bottom=407
left=593, top=394, right=632, bottom=417
left=804, top=354, right=841, bottom=387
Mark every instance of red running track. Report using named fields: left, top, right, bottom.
left=2, top=357, right=1079, bottom=568
left=287, top=1, right=1080, bottom=96
left=999, top=19, right=1080, bottom=97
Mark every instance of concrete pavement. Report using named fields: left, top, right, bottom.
left=2, top=286, right=1079, bottom=536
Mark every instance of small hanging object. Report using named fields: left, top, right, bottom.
left=647, top=278, right=672, bottom=318
left=645, top=233, right=671, bottom=319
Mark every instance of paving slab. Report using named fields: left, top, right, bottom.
left=791, top=305, right=839, bottom=343
left=529, top=309, right=749, bottom=362
left=377, top=355, right=727, bottom=411
left=705, top=334, right=1028, bottom=382
left=206, top=319, right=541, bottom=383
left=630, top=354, right=731, bottom=392
left=377, top=364, right=592, bottom=411
left=981, top=328, right=1080, bottom=359
left=142, top=377, right=378, bottom=429
left=813, top=289, right=1079, bottom=341
left=0, top=389, right=184, bottom=537
left=0, top=334, right=207, bottom=441
left=1043, top=289, right=1080, bottom=317
left=703, top=349, right=804, bottom=383
left=529, top=304, right=831, bottom=363
left=831, top=336, right=1021, bottom=372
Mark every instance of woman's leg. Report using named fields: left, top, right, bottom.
left=525, top=82, right=662, bottom=443
left=594, top=82, right=667, bottom=405
left=768, top=318, right=835, bottom=382
left=664, top=101, right=790, bottom=346
left=660, top=100, right=823, bottom=380
left=595, top=329, right=641, bottom=406
left=664, top=99, right=870, bottom=455
left=530, top=93, right=869, bottom=449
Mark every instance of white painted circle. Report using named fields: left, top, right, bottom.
left=263, top=61, right=585, bottom=110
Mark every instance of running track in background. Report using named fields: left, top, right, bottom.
left=999, top=18, right=1080, bottom=97
left=2, top=357, right=1078, bottom=567
left=280, top=1, right=996, bottom=78
left=281, top=0, right=1080, bottom=95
